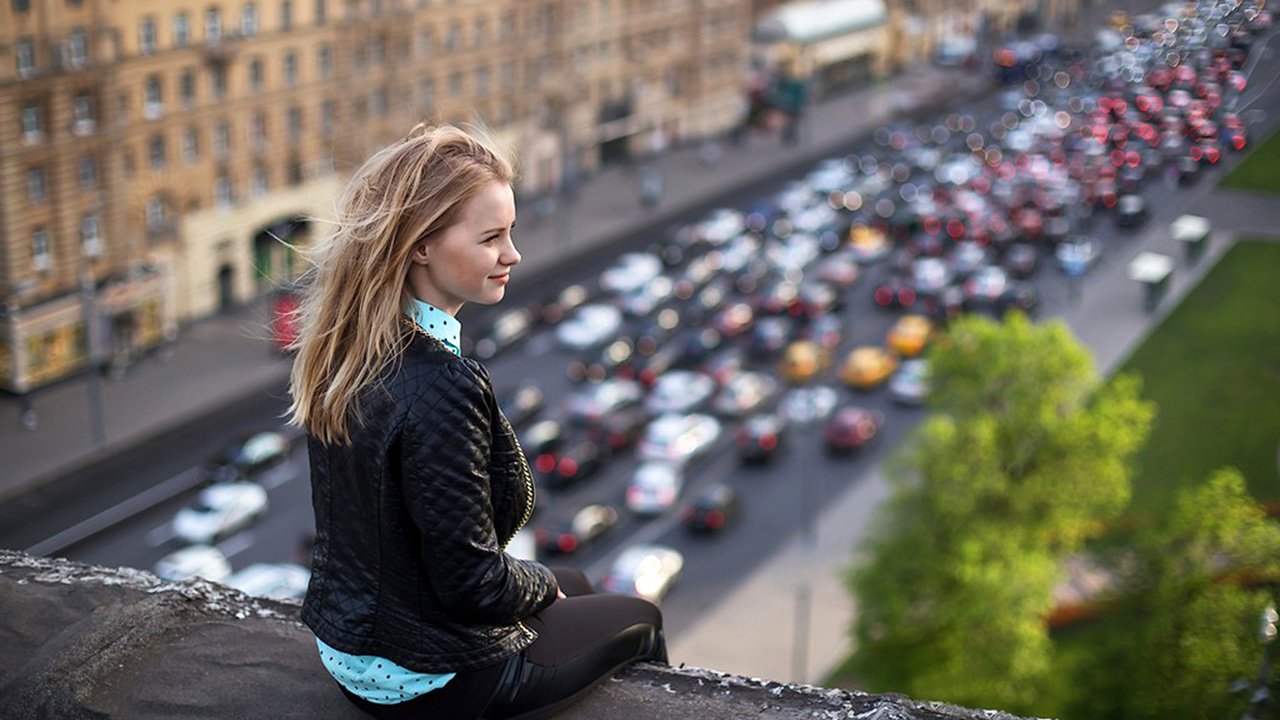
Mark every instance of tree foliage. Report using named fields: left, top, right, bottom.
left=1072, top=469, right=1280, bottom=720
left=847, top=314, right=1154, bottom=714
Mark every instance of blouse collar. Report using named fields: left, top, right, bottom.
left=405, top=297, right=462, bottom=355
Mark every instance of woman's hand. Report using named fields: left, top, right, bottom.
left=557, top=589, right=567, bottom=600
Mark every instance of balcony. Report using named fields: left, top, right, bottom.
left=203, top=34, right=239, bottom=65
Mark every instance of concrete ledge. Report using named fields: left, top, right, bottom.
left=0, top=550, right=1039, bottom=720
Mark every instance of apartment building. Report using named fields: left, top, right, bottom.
left=0, top=0, right=752, bottom=393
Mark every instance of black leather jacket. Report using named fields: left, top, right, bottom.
left=301, top=330, right=558, bottom=673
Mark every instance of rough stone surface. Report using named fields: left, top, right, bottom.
left=0, top=551, right=1043, bottom=720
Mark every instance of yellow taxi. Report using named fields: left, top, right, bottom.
left=777, top=340, right=831, bottom=384
left=885, top=315, right=935, bottom=358
left=839, top=346, right=899, bottom=389
left=848, top=224, right=889, bottom=263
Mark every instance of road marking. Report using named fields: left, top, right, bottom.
left=146, top=522, right=177, bottom=548
left=26, top=466, right=205, bottom=557
left=217, top=531, right=255, bottom=559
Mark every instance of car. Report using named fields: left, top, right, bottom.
left=468, top=307, right=533, bottom=360
left=600, top=252, right=664, bottom=294
left=1115, top=194, right=1149, bottom=229
left=566, top=338, right=635, bottom=383
left=680, top=482, right=741, bottom=534
left=813, top=252, right=860, bottom=286
left=625, top=462, right=684, bottom=516
left=563, top=379, right=644, bottom=425
left=839, top=346, right=899, bottom=389
left=823, top=405, right=884, bottom=453
left=711, top=371, right=779, bottom=417
left=848, top=224, right=890, bottom=264
left=872, top=275, right=920, bottom=310
left=615, top=276, right=675, bottom=317
left=172, top=481, right=269, bottom=545
left=885, top=315, right=935, bottom=358
left=748, top=316, right=794, bottom=359
left=599, top=544, right=684, bottom=603
left=1055, top=237, right=1101, bottom=277
left=539, top=438, right=607, bottom=488
left=779, top=384, right=840, bottom=424
left=947, top=241, right=990, bottom=279
left=734, top=412, right=789, bottom=463
left=711, top=301, right=755, bottom=338
left=909, top=257, right=954, bottom=296
left=637, top=413, right=722, bottom=466
left=225, top=562, right=312, bottom=601
left=537, top=283, right=590, bottom=324
left=798, top=314, right=842, bottom=352
left=777, top=340, right=832, bottom=384
left=204, top=431, right=290, bottom=483
left=534, top=503, right=619, bottom=556
left=889, top=358, right=931, bottom=405
left=153, top=545, right=233, bottom=583
left=963, top=266, right=1010, bottom=309
left=496, top=382, right=544, bottom=428
left=645, top=370, right=717, bottom=415
left=1001, top=243, right=1039, bottom=279
left=520, top=418, right=567, bottom=473
left=554, top=303, right=624, bottom=350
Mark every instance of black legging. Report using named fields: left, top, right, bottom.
left=338, top=568, right=666, bottom=720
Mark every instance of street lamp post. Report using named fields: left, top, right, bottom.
left=79, top=268, right=106, bottom=448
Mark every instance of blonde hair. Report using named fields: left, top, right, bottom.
left=288, top=124, right=516, bottom=445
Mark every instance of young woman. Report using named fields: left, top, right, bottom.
left=288, top=125, right=666, bottom=720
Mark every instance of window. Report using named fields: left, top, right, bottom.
left=13, top=0, right=31, bottom=12
left=180, top=69, right=196, bottom=108
left=78, top=154, right=97, bottom=188
left=475, top=66, right=489, bottom=95
left=205, top=8, right=223, bottom=44
left=68, top=29, right=88, bottom=67
left=370, top=36, right=385, bottom=63
left=145, top=195, right=167, bottom=231
left=288, top=158, right=303, bottom=185
left=211, top=66, right=228, bottom=99
left=372, top=87, right=388, bottom=117
left=32, top=228, right=51, bottom=272
left=249, top=57, right=264, bottom=92
left=17, top=38, right=36, bottom=78
left=72, top=93, right=95, bottom=134
left=501, top=61, right=515, bottom=91
left=418, top=77, right=435, bottom=109
left=251, top=165, right=268, bottom=197
left=174, top=12, right=191, bottom=47
left=81, top=213, right=102, bottom=258
left=499, top=11, right=515, bottom=41
left=116, top=91, right=130, bottom=124
left=281, top=0, right=294, bottom=30
left=315, top=0, right=326, bottom=24
left=448, top=70, right=463, bottom=96
left=140, top=16, right=157, bottom=55
left=241, top=3, right=259, bottom=36
left=182, top=126, right=199, bottom=163
left=321, top=100, right=335, bottom=137
left=317, top=44, right=332, bottom=78
left=144, top=75, right=164, bottom=118
left=27, top=167, right=46, bottom=203
left=214, top=120, right=231, bottom=157
left=148, top=134, right=166, bottom=169
left=215, top=175, right=233, bottom=208
left=250, top=112, right=267, bottom=152
left=445, top=23, right=461, bottom=51
left=473, top=17, right=487, bottom=49
left=287, top=106, right=302, bottom=144
left=283, top=51, right=298, bottom=86
left=21, top=104, right=41, bottom=143
left=416, top=28, right=434, bottom=57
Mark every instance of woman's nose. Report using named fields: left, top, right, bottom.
left=502, top=239, right=521, bottom=267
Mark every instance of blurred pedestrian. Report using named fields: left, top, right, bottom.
left=288, top=123, right=666, bottom=720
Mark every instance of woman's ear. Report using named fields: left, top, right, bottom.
left=409, top=241, right=431, bottom=266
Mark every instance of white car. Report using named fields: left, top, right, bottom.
left=225, top=562, right=311, bottom=601
left=711, top=371, right=780, bottom=417
left=645, top=370, right=716, bottom=415
left=694, top=208, right=745, bottom=245
left=600, top=544, right=684, bottom=603
left=554, top=303, right=623, bottom=350
left=889, top=359, right=931, bottom=406
left=779, top=384, right=840, bottom=424
left=154, top=544, right=232, bottom=583
left=563, top=379, right=644, bottom=424
left=625, top=462, right=684, bottom=516
left=637, top=413, right=722, bottom=466
left=600, top=252, right=663, bottom=295
left=237, top=431, right=289, bottom=472
left=172, top=481, right=269, bottom=545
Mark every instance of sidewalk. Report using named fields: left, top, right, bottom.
left=0, top=63, right=988, bottom=501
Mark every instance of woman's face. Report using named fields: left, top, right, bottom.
left=407, top=180, right=520, bottom=315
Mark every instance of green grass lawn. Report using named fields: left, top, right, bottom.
left=1221, top=126, right=1280, bottom=193
left=1120, top=239, right=1280, bottom=518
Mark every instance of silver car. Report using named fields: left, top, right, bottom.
left=637, top=413, right=722, bottom=466
left=600, top=544, right=684, bottom=603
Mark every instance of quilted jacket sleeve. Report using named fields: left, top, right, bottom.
left=400, top=359, right=558, bottom=625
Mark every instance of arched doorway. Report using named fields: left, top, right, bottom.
left=218, top=265, right=235, bottom=312
left=252, top=217, right=311, bottom=293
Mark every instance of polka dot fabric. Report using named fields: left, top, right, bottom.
left=406, top=297, right=462, bottom=355
left=316, top=638, right=455, bottom=704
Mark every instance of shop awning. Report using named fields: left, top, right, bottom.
left=754, top=0, right=887, bottom=45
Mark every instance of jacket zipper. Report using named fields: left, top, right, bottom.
left=502, top=419, right=536, bottom=550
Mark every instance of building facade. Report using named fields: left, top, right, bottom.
left=0, top=0, right=753, bottom=393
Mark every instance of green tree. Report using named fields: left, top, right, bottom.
left=847, top=314, right=1153, bottom=714
left=1073, top=469, right=1280, bottom=720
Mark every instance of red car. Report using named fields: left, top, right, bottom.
left=823, top=406, right=884, bottom=454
